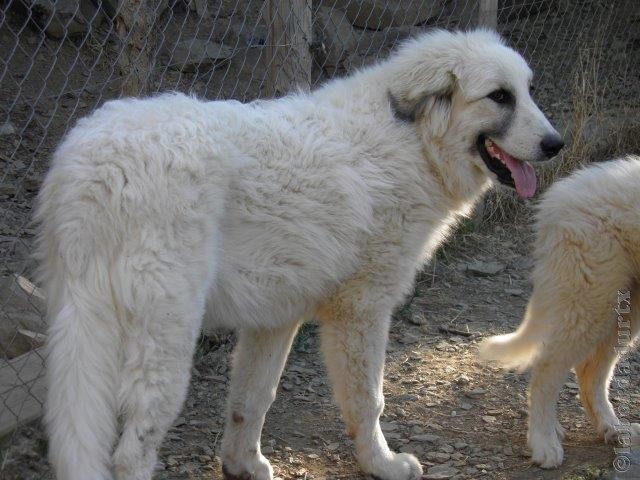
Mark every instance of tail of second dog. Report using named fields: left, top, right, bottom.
left=479, top=298, right=551, bottom=371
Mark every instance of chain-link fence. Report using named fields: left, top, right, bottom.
left=0, top=0, right=639, bottom=477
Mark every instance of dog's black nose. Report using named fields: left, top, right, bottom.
left=540, top=135, right=564, bottom=158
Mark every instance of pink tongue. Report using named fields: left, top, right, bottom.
left=487, top=144, right=537, bottom=198
left=504, top=156, right=536, bottom=198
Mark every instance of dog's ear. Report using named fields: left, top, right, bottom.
left=388, top=74, right=456, bottom=140
left=388, top=67, right=456, bottom=121
left=386, top=30, right=463, bottom=130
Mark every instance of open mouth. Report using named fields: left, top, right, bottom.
left=477, top=135, right=536, bottom=199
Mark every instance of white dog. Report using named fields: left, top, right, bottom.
left=481, top=156, right=640, bottom=468
left=36, top=29, right=562, bottom=480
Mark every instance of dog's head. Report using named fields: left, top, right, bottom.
left=388, top=29, right=563, bottom=198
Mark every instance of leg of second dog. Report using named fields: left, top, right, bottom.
left=528, top=346, right=571, bottom=469
left=576, top=286, right=640, bottom=444
left=221, top=322, right=300, bottom=480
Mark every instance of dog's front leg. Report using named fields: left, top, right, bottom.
left=318, top=295, right=423, bottom=480
left=221, top=322, right=300, bottom=480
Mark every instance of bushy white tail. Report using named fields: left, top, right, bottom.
left=479, top=331, right=540, bottom=371
left=479, top=307, right=548, bottom=371
left=44, top=275, right=120, bottom=480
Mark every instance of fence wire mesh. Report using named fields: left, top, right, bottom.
left=0, top=0, right=638, bottom=477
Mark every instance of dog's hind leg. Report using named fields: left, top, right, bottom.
left=318, top=287, right=423, bottom=480
left=221, top=322, right=300, bottom=480
left=109, top=225, right=218, bottom=480
left=527, top=341, right=572, bottom=469
left=575, top=286, right=640, bottom=445
left=112, top=280, right=211, bottom=480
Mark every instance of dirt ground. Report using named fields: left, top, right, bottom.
left=3, top=221, right=639, bottom=480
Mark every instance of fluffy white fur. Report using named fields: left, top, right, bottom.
left=37, top=29, right=559, bottom=480
left=480, top=156, right=640, bottom=468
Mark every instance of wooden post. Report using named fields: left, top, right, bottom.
left=116, top=0, right=154, bottom=96
left=265, top=0, right=312, bottom=97
left=478, top=0, right=498, bottom=29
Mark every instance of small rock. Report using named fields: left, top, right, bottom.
left=460, top=402, right=473, bottom=410
left=0, top=122, right=15, bottom=136
left=400, top=444, right=424, bottom=456
left=170, top=39, right=233, bottom=72
left=482, top=415, right=497, bottom=424
left=262, top=446, right=274, bottom=455
left=380, top=421, right=398, bottom=432
left=504, top=288, right=524, bottom=296
left=503, top=446, right=514, bottom=456
left=410, top=434, right=440, bottom=444
left=465, top=388, right=487, bottom=399
left=565, top=382, right=579, bottom=389
left=424, top=465, right=459, bottom=479
left=454, top=442, right=468, bottom=450
left=465, top=261, right=506, bottom=277
left=433, top=452, right=450, bottom=462
left=440, top=445, right=454, bottom=454
left=455, top=374, right=470, bottom=385
left=173, top=416, right=186, bottom=427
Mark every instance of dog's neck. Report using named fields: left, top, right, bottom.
left=422, top=137, right=493, bottom=216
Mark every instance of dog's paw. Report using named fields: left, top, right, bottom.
left=529, top=432, right=564, bottom=469
left=602, top=422, right=640, bottom=445
left=364, top=452, right=423, bottom=480
left=222, top=452, right=273, bottom=480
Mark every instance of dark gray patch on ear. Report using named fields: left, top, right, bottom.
left=388, top=91, right=428, bottom=123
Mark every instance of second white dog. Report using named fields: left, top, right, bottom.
left=38, top=29, right=562, bottom=480
left=481, top=156, right=640, bottom=468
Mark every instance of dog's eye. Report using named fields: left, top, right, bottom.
left=487, top=89, right=512, bottom=104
